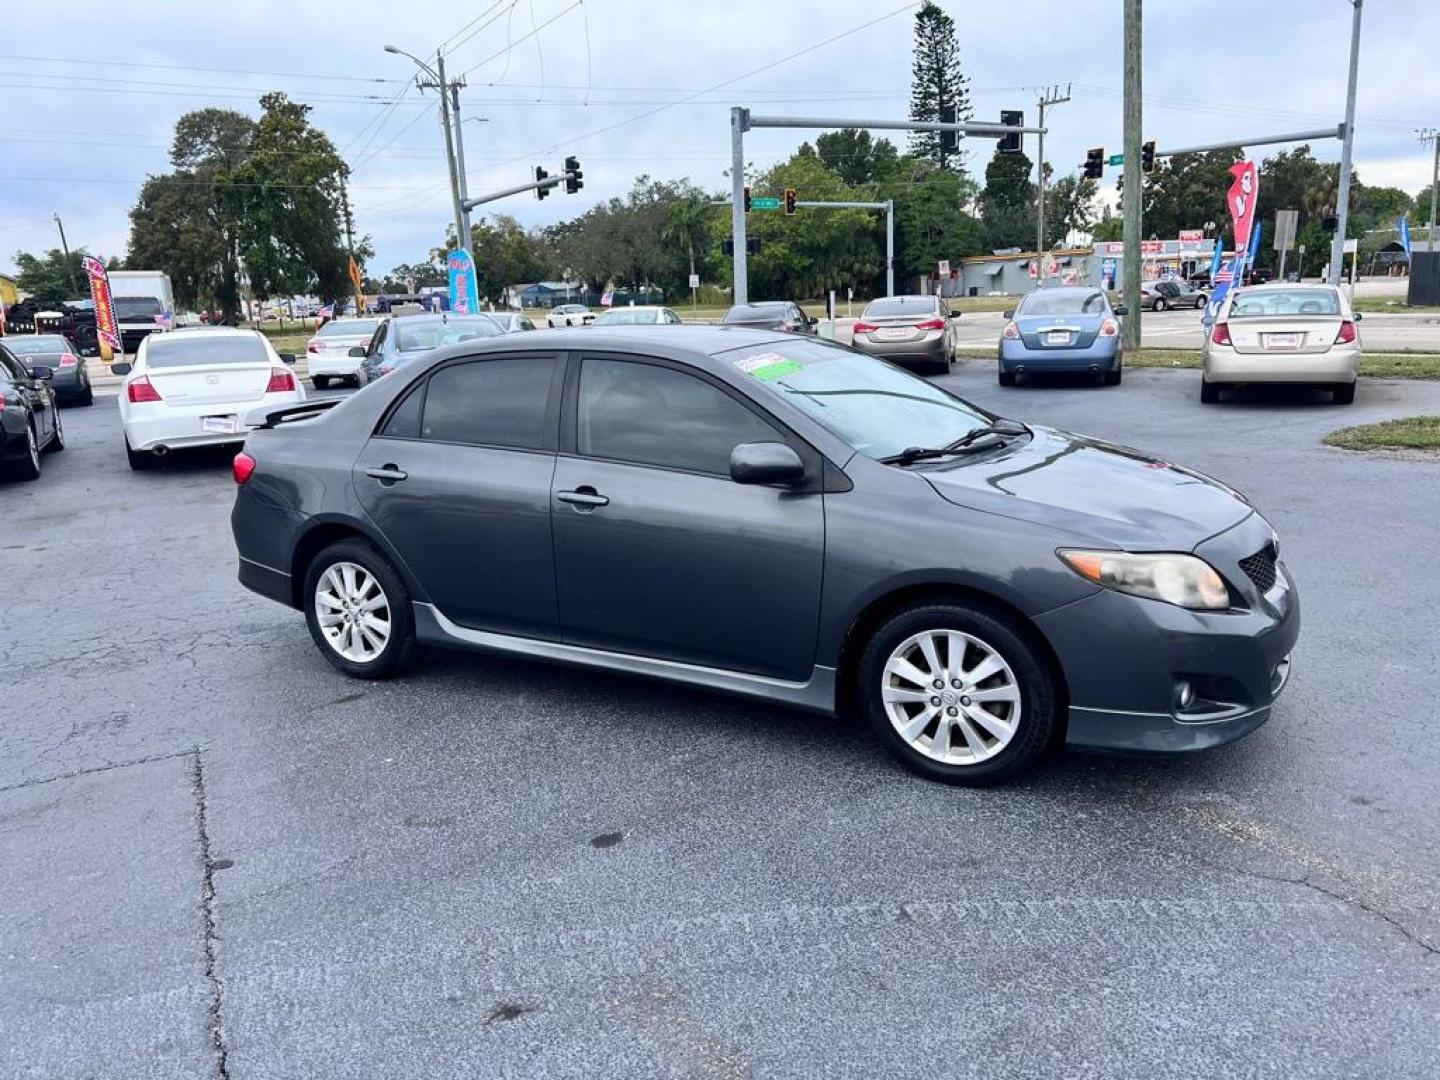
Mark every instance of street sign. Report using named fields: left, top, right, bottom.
left=937, top=259, right=950, bottom=276
left=1273, top=209, right=1299, bottom=252
left=1108, top=154, right=1125, bottom=167
left=688, top=273, right=700, bottom=289
left=750, top=197, right=782, bottom=211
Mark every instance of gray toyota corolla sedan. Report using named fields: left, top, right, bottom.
left=230, top=326, right=1298, bottom=785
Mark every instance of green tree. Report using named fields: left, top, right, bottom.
left=1045, top=173, right=1099, bottom=247
left=463, top=215, right=550, bottom=302
left=879, top=158, right=982, bottom=282
left=229, top=93, right=351, bottom=303
left=1352, top=184, right=1413, bottom=234
left=978, top=147, right=1035, bottom=251
left=127, top=173, right=226, bottom=313
left=907, top=1, right=971, bottom=172
left=382, top=261, right=446, bottom=293
left=816, top=129, right=900, bottom=187
left=662, top=195, right=714, bottom=297
left=12, top=248, right=90, bottom=301
left=1414, top=184, right=1437, bottom=232
left=1123, top=149, right=1239, bottom=241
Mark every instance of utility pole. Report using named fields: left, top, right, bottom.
left=1122, top=0, right=1143, bottom=350
left=1035, top=84, right=1070, bottom=283
left=449, top=84, right=477, bottom=251
left=1328, top=0, right=1362, bottom=286
left=1420, top=128, right=1439, bottom=250
left=53, top=213, right=80, bottom=297
left=384, top=45, right=467, bottom=255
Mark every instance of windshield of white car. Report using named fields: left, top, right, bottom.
left=317, top=319, right=379, bottom=337
left=597, top=309, right=659, bottom=324
left=146, top=335, right=270, bottom=367
left=718, top=339, right=996, bottom=461
left=1228, top=289, right=1341, bottom=318
left=1018, top=290, right=1108, bottom=316
left=393, top=317, right=502, bottom=352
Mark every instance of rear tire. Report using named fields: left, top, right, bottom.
left=1104, top=365, right=1122, bottom=386
left=9, top=423, right=41, bottom=480
left=1200, top=380, right=1220, bottom=404
left=1333, top=381, right=1356, bottom=404
left=303, top=539, right=416, bottom=680
left=44, top=411, right=64, bottom=452
left=998, top=368, right=1016, bottom=387
left=858, top=601, right=1058, bottom=786
left=78, top=384, right=94, bottom=406
left=312, top=376, right=330, bottom=390
left=125, top=437, right=159, bottom=471
left=1154, top=297, right=1168, bottom=312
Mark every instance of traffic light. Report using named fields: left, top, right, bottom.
left=564, top=155, right=583, bottom=194
left=1084, top=147, right=1104, bottom=180
left=535, top=165, right=550, bottom=200
left=939, top=103, right=958, bottom=154
left=1322, top=214, right=1339, bottom=233
left=783, top=188, right=797, bottom=215
left=743, top=186, right=752, bottom=213
left=722, top=238, right=734, bottom=256
left=999, top=110, right=1023, bottom=154
left=1141, top=140, right=1157, bottom=173
left=746, top=237, right=762, bottom=255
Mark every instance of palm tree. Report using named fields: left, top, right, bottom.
left=662, top=197, right=710, bottom=305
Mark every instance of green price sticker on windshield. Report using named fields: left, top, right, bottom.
left=734, top=352, right=803, bottom=381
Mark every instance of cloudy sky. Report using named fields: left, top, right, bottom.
left=1, top=0, right=1433, bottom=280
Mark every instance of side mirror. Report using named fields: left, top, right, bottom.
left=1113, top=305, right=1129, bottom=317
left=1002, top=309, right=1015, bottom=320
left=949, top=308, right=962, bottom=319
left=348, top=346, right=367, bottom=358
left=30, top=365, right=54, bottom=380
left=279, top=352, right=297, bottom=365
left=807, top=315, right=818, bottom=326
left=111, top=361, right=132, bottom=375
left=1353, top=312, right=1363, bottom=321
left=730, top=441, right=805, bottom=486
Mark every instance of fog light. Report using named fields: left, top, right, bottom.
left=1175, top=680, right=1195, bottom=710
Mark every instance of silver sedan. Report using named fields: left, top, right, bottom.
left=849, top=295, right=957, bottom=373
left=1201, top=284, right=1360, bottom=404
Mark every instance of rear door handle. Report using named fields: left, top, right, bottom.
left=365, top=465, right=408, bottom=483
left=556, top=488, right=609, bottom=508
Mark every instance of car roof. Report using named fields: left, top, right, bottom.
left=423, top=324, right=790, bottom=368
left=865, top=294, right=938, bottom=303
left=155, top=326, right=259, bottom=340
left=602, top=305, right=665, bottom=312
left=1236, top=282, right=1336, bottom=292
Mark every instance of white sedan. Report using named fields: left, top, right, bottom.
left=546, top=304, right=594, bottom=327
left=304, top=317, right=381, bottom=389
left=593, top=305, right=683, bottom=326
left=115, top=327, right=305, bottom=470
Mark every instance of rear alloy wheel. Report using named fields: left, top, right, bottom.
left=1200, top=380, right=1220, bottom=404
left=1333, top=382, right=1356, bottom=405
left=858, top=602, right=1057, bottom=785
left=1153, top=297, right=1168, bottom=312
left=304, top=540, right=415, bottom=679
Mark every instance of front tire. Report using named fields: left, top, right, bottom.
left=1153, top=297, right=1168, bottom=312
left=303, top=539, right=416, bottom=679
left=857, top=601, right=1058, bottom=786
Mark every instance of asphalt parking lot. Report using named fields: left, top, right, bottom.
left=3, top=365, right=1439, bottom=1078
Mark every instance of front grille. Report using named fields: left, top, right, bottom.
left=1239, top=546, right=1278, bottom=594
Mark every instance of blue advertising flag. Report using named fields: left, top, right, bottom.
left=447, top=249, right=480, bottom=315
left=1399, top=216, right=1412, bottom=258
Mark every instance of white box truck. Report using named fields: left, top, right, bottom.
left=107, top=270, right=175, bottom=353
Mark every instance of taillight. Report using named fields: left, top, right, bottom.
left=127, top=376, right=162, bottom=403
left=59, top=354, right=78, bottom=367
left=1335, top=320, right=1357, bottom=345
left=915, top=318, right=946, bottom=331
left=1210, top=322, right=1232, bottom=346
left=1002, top=322, right=1020, bottom=340
left=853, top=320, right=879, bottom=334
left=1099, top=319, right=1119, bottom=337
left=265, top=369, right=296, bottom=393
left=233, top=451, right=256, bottom=485
left=307, top=340, right=325, bottom=353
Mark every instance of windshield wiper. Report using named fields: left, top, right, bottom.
left=880, top=420, right=1031, bottom=466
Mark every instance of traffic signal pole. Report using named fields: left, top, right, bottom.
left=1328, top=0, right=1363, bottom=287
left=795, top=200, right=896, bottom=295
left=1122, top=0, right=1143, bottom=351
left=1035, top=86, right=1070, bottom=284
left=729, top=109, right=1045, bottom=305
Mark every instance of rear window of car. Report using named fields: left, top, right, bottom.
left=146, top=335, right=269, bottom=367
left=13, top=335, right=68, bottom=354
left=1228, top=290, right=1341, bottom=318
left=597, top=309, right=658, bottom=325
left=393, top=318, right=501, bottom=352
left=862, top=298, right=939, bottom=318
left=722, top=304, right=786, bottom=324
left=1018, top=291, right=1108, bottom=316
left=317, top=319, right=379, bottom=337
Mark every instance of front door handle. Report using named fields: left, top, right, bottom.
left=556, top=487, right=609, bottom=509
left=365, top=464, right=408, bottom=484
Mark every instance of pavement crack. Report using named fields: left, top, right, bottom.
left=191, top=748, right=231, bottom=1078
left=0, top=749, right=195, bottom=795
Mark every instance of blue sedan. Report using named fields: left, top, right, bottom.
left=998, top=287, right=1126, bottom=387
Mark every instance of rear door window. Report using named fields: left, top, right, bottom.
left=419, top=356, right=559, bottom=450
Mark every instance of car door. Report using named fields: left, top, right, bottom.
left=361, top=321, right=387, bottom=381
left=352, top=352, right=566, bottom=640
left=550, top=352, right=825, bottom=681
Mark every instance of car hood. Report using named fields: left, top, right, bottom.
left=921, top=425, right=1252, bottom=550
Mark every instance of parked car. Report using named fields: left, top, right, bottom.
left=998, top=287, right=1125, bottom=386
left=5, top=333, right=92, bottom=405
left=721, top=301, right=817, bottom=334
left=546, top=304, right=594, bottom=328
left=1246, top=267, right=1276, bottom=286
left=0, top=341, right=64, bottom=480
left=1141, top=280, right=1208, bottom=311
left=231, top=326, right=1298, bottom=786
left=593, top=305, right=684, bottom=326
left=305, top=317, right=381, bottom=389
left=489, top=312, right=537, bottom=334
left=1201, top=284, right=1360, bottom=404
left=850, top=294, right=957, bottom=373
left=355, top=313, right=505, bottom=384
left=113, top=327, right=304, bottom=470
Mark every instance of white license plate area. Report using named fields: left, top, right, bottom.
left=202, top=415, right=240, bottom=434
left=1046, top=330, right=1072, bottom=346
left=1263, top=332, right=1302, bottom=350
left=877, top=327, right=913, bottom=340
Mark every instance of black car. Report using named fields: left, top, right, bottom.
left=0, top=342, right=64, bottom=480
left=5, top=333, right=93, bottom=405
left=720, top=301, right=818, bottom=334
left=355, top=313, right=505, bottom=384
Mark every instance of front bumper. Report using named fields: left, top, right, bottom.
left=1204, top=344, right=1359, bottom=385
left=1037, top=513, right=1300, bottom=754
left=1001, top=339, right=1120, bottom=373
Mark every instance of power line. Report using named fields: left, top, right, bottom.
left=457, top=1, right=583, bottom=79
left=436, top=0, right=517, bottom=55
left=0, top=53, right=402, bottom=83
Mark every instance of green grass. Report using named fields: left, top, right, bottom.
left=953, top=347, right=1440, bottom=378
left=1350, top=297, right=1440, bottom=314
left=1324, top=415, right=1440, bottom=452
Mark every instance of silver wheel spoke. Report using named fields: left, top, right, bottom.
left=964, top=654, right=1005, bottom=686
left=883, top=686, right=933, bottom=705
left=930, top=717, right=952, bottom=760
left=890, top=657, right=933, bottom=688
left=896, top=705, right=938, bottom=743
left=916, top=635, right=943, bottom=680
left=966, top=705, right=1014, bottom=742
left=957, top=715, right=989, bottom=758
left=969, top=684, right=1020, bottom=705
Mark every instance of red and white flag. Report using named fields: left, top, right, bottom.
left=1226, top=160, right=1259, bottom=254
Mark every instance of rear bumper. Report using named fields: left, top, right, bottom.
left=1205, top=345, right=1359, bottom=384
left=238, top=556, right=293, bottom=606
left=122, top=390, right=305, bottom=451
left=1001, top=339, right=1120, bottom=372
left=855, top=331, right=949, bottom=365
left=306, top=354, right=361, bottom=378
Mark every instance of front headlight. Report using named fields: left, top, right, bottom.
left=1058, top=550, right=1231, bottom=610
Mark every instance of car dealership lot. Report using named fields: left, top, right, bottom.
left=3, top=370, right=1439, bottom=1078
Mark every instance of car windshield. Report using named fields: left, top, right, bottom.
left=13, top=335, right=68, bottom=354
left=1018, top=290, right=1108, bottom=316
left=393, top=317, right=501, bottom=352
left=1229, top=289, right=1342, bottom=318
left=718, top=339, right=992, bottom=461
left=597, top=309, right=658, bottom=325
left=146, top=334, right=269, bottom=367
left=115, top=297, right=164, bottom=319
left=863, top=298, right=937, bottom=318
left=723, top=303, right=786, bottom=323
left=317, top=319, right=379, bottom=338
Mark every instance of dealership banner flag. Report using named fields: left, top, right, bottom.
left=1399, top=216, right=1412, bottom=258
left=1226, top=160, right=1259, bottom=254
left=82, top=255, right=121, bottom=360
